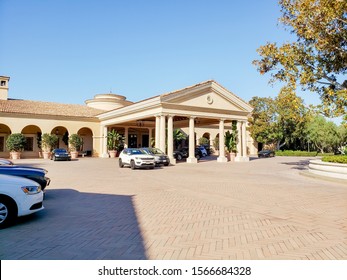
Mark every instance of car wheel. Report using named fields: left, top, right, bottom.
left=0, top=198, right=17, bottom=229
left=119, top=159, right=124, bottom=168
left=177, top=154, right=182, bottom=161
left=130, top=160, right=135, bottom=170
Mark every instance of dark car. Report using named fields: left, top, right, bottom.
left=173, top=147, right=202, bottom=161
left=141, top=147, right=170, bottom=166
left=258, top=149, right=275, bottom=158
left=51, top=148, right=71, bottom=161
left=0, top=165, right=50, bottom=190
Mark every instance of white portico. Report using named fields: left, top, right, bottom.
left=98, top=80, right=253, bottom=163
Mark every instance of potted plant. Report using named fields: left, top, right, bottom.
left=41, top=133, right=58, bottom=159
left=107, top=129, right=124, bottom=158
left=69, top=134, right=83, bottom=159
left=225, top=121, right=238, bottom=161
left=6, top=133, right=27, bottom=159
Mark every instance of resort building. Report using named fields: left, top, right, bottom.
left=0, top=75, right=257, bottom=163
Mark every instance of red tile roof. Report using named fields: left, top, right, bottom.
left=0, top=99, right=105, bottom=118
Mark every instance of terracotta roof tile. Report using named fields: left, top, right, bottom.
left=0, top=99, right=106, bottom=118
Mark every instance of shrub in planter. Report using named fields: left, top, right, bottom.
left=6, top=133, right=27, bottom=159
left=41, top=133, right=58, bottom=159
left=6, top=133, right=26, bottom=152
left=107, top=129, right=124, bottom=157
left=69, top=134, right=83, bottom=151
left=41, top=133, right=58, bottom=152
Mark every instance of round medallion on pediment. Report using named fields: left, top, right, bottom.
left=206, top=94, right=213, bottom=104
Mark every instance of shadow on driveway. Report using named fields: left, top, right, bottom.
left=280, top=159, right=311, bottom=170
left=0, top=189, right=147, bottom=260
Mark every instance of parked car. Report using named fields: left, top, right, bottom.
left=0, top=166, right=50, bottom=191
left=197, top=146, right=208, bottom=157
left=0, top=174, right=44, bottom=228
left=51, top=148, right=71, bottom=161
left=0, top=158, right=14, bottom=165
left=173, top=147, right=202, bottom=161
left=118, top=148, right=155, bottom=169
left=258, top=150, right=275, bottom=158
left=141, top=147, right=170, bottom=166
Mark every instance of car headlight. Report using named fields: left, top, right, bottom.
left=21, top=186, right=42, bottom=195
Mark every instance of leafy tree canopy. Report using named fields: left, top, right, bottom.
left=253, top=0, right=347, bottom=119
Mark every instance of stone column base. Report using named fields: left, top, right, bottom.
left=169, top=157, right=176, bottom=165
left=217, top=156, right=228, bottom=163
left=186, top=157, right=198, bottom=164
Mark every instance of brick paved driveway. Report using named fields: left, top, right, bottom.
left=1, top=156, right=346, bottom=260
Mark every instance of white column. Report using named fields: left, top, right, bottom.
left=155, top=115, right=160, bottom=149
left=124, top=127, right=129, bottom=148
left=187, top=116, right=198, bottom=163
left=159, top=114, right=166, bottom=153
left=235, top=121, right=242, bottom=161
left=242, top=121, right=249, bottom=161
left=101, top=126, right=109, bottom=158
left=217, top=119, right=227, bottom=162
left=148, top=128, right=153, bottom=148
left=167, top=115, right=176, bottom=164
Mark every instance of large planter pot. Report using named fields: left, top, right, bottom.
left=109, top=150, right=117, bottom=158
left=70, top=151, right=79, bottom=159
left=42, top=151, right=51, bottom=160
left=10, top=151, right=21, bottom=160
left=226, top=152, right=236, bottom=162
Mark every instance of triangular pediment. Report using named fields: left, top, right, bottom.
left=160, top=81, right=252, bottom=113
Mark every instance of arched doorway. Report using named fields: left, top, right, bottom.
left=21, top=125, right=42, bottom=158
left=77, top=127, right=93, bottom=156
left=0, top=124, right=11, bottom=157
left=51, top=126, right=69, bottom=150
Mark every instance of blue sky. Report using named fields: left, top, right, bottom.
left=1, top=0, right=323, bottom=107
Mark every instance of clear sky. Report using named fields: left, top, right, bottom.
left=1, top=0, right=322, bottom=107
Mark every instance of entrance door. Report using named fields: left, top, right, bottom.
left=142, top=135, right=149, bottom=148
left=129, top=134, right=137, bottom=148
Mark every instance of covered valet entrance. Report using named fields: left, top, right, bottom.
left=97, top=81, right=253, bottom=163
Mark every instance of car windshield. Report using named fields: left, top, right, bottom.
left=55, top=149, right=67, bottom=153
left=129, top=149, right=145, bottom=155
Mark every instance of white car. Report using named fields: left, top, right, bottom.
left=118, top=148, right=155, bottom=169
left=0, top=174, right=44, bottom=228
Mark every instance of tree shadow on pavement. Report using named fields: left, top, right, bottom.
left=0, top=189, right=147, bottom=260
left=280, top=159, right=311, bottom=170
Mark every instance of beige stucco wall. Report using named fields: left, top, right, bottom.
left=0, top=115, right=101, bottom=158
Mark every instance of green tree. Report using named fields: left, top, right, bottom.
left=253, top=0, right=347, bottom=120
left=248, top=96, right=282, bottom=147
left=249, top=89, right=311, bottom=150
left=275, top=87, right=310, bottom=149
left=306, top=115, right=340, bottom=153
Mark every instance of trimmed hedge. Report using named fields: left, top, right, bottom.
left=275, top=150, right=335, bottom=157
left=276, top=150, right=318, bottom=156
left=321, top=155, right=347, bottom=164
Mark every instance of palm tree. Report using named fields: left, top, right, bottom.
left=173, top=129, right=187, bottom=149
